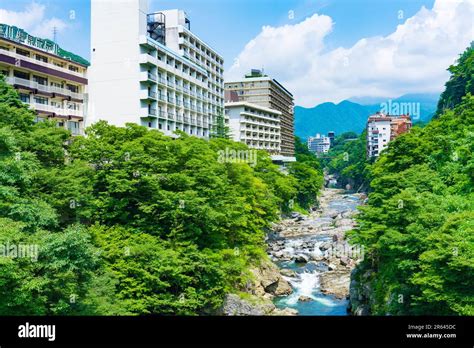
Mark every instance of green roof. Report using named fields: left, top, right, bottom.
left=0, top=23, right=90, bottom=66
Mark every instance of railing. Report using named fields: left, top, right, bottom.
left=168, top=112, right=175, bottom=120
left=0, top=49, right=86, bottom=78
left=29, top=102, right=83, bottom=117
left=148, top=73, right=157, bottom=82
left=167, top=97, right=174, bottom=103
left=159, top=110, right=166, bottom=118
left=7, top=77, right=84, bottom=100
left=149, top=108, right=157, bottom=116
left=176, top=115, right=183, bottom=122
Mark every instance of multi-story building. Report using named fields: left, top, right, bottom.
left=327, top=131, right=335, bottom=147
left=225, top=101, right=281, bottom=155
left=88, top=0, right=224, bottom=139
left=308, top=133, right=331, bottom=154
left=366, top=112, right=412, bottom=157
left=225, top=69, right=295, bottom=161
left=0, top=23, right=89, bottom=135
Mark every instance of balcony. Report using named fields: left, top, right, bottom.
left=176, top=115, right=183, bottom=123
left=29, top=102, right=83, bottom=118
left=158, top=94, right=166, bottom=102
left=168, top=112, right=175, bottom=120
left=140, top=89, right=157, bottom=100
left=148, top=108, right=157, bottom=117
left=7, top=77, right=84, bottom=100
left=0, top=49, right=86, bottom=79
left=140, top=72, right=157, bottom=84
left=158, top=110, right=166, bottom=118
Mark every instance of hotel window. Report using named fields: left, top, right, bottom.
left=16, top=48, right=30, bottom=57
left=33, top=75, right=48, bottom=85
left=19, top=93, right=30, bottom=103
left=51, top=81, right=63, bottom=89
left=68, top=65, right=79, bottom=72
left=34, top=96, right=48, bottom=105
left=36, top=54, right=48, bottom=63
left=68, top=121, right=80, bottom=135
left=14, top=70, right=29, bottom=80
left=67, top=84, right=79, bottom=93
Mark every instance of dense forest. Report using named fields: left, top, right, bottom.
left=348, top=44, right=474, bottom=315
left=0, top=78, right=323, bottom=315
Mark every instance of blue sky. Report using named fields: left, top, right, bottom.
left=0, top=0, right=435, bottom=68
left=1, top=0, right=472, bottom=106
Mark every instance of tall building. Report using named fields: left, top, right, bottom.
left=89, top=0, right=224, bottom=138
left=225, top=101, right=281, bottom=155
left=225, top=69, right=295, bottom=161
left=308, top=133, right=330, bottom=154
left=366, top=112, right=412, bottom=158
left=0, top=23, right=89, bottom=135
left=327, top=131, right=335, bottom=147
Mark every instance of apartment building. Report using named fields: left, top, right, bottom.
left=225, top=101, right=281, bottom=155
left=0, top=23, right=88, bottom=135
left=88, top=0, right=224, bottom=139
left=225, top=69, right=295, bottom=161
left=308, top=133, right=331, bottom=154
left=367, top=112, right=412, bottom=158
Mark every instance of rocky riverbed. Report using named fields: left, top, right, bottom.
left=219, top=188, right=365, bottom=316
left=268, top=188, right=365, bottom=315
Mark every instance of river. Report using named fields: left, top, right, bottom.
left=267, top=188, right=364, bottom=316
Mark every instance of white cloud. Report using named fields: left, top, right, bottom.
left=0, top=2, right=68, bottom=41
left=226, top=0, right=474, bottom=107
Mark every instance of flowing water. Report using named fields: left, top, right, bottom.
left=270, top=189, right=363, bottom=316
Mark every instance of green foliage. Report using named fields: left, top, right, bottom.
left=325, top=131, right=371, bottom=189
left=349, top=45, right=474, bottom=315
left=0, top=79, right=321, bottom=315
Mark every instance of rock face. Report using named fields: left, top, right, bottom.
left=250, top=261, right=293, bottom=297
left=219, top=261, right=296, bottom=316
left=348, top=266, right=372, bottom=316
left=220, top=294, right=271, bottom=316
left=320, top=270, right=351, bottom=299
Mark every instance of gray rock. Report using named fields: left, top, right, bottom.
left=298, top=295, right=313, bottom=302
left=293, top=254, right=309, bottom=263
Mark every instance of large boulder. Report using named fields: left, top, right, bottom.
left=219, top=294, right=275, bottom=316
left=293, top=254, right=309, bottom=263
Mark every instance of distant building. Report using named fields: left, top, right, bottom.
left=328, top=131, right=335, bottom=146
left=225, top=69, right=295, bottom=161
left=0, top=23, right=89, bottom=135
left=308, top=133, right=331, bottom=154
left=366, top=112, right=412, bottom=157
left=225, top=101, right=281, bottom=155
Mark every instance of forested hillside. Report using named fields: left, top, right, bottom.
left=348, top=45, right=474, bottom=315
left=0, top=78, right=322, bottom=315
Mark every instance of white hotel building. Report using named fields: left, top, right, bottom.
left=225, top=102, right=281, bottom=155
left=88, top=0, right=224, bottom=138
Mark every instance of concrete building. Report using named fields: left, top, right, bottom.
left=328, top=131, right=335, bottom=147
left=0, top=23, right=89, bottom=135
left=88, top=0, right=224, bottom=138
left=367, top=112, right=412, bottom=157
left=225, top=101, right=281, bottom=155
left=308, top=133, right=331, bottom=154
left=225, top=69, right=295, bottom=161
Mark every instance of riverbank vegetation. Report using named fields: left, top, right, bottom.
left=348, top=45, right=474, bottom=315
left=0, top=77, right=323, bottom=315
